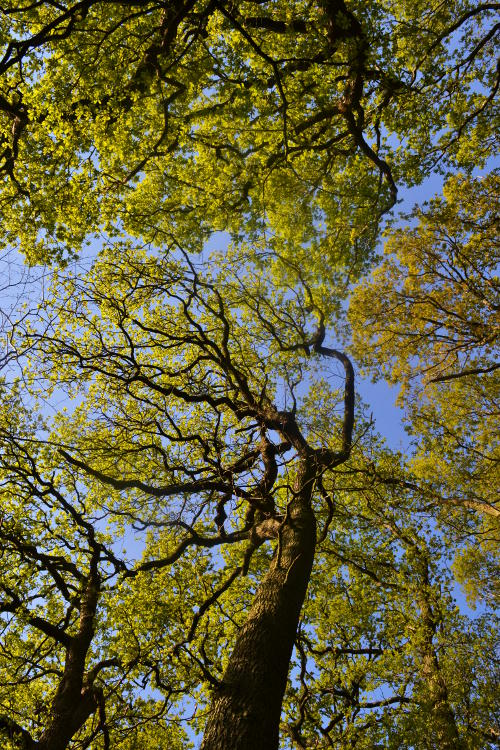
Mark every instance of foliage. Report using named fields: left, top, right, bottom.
left=349, top=172, right=500, bottom=607
left=0, top=0, right=498, bottom=270
left=0, top=2, right=498, bottom=749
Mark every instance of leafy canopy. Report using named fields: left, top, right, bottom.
left=0, top=0, right=497, bottom=271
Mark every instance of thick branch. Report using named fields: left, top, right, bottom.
left=313, top=322, right=355, bottom=462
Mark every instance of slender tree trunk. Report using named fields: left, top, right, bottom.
left=417, top=564, right=464, bottom=750
left=201, top=457, right=317, bottom=750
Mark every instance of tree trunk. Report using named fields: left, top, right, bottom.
left=37, top=561, right=100, bottom=750
left=416, top=564, right=464, bottom=750
left=201, top=457, right=317, bottom=750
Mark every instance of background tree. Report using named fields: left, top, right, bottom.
left=0, top=385, right=191, bottom=750
left=349, top=171, right=499, bottom=608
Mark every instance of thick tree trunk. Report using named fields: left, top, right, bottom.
left=201, top=458, right=317, bottom=750
left=37, top=561, right=101, bottom=750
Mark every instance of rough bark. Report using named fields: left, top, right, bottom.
left=36, top=554, right=101, bottom=750
left=201, top=455, right=318, bottom=750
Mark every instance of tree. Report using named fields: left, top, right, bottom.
left=349, top=171, right=499, bottom=604
left=2, top=247, right=356, bottom=748
left=0, top=2, right=498, bottom=749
